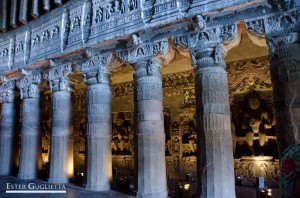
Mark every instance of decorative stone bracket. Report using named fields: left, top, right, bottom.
left=116, top=39, right=172, bottom=65
left=43, top=63, right=76, bottom=92
left=75, top=49, right=116, bottom=86
left=0, top=80, right=17, bottom=103
left=16, top=72, right=42, bottom=99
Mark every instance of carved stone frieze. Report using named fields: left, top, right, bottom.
left=273, top=0, right=299, bottom=11
left=0, top=0, right=298, bottom=77
left=234, top=158, right=280, bottom=181
left=265, top=8, right=299, bottom=36
left=82, top=0, right=93, bottom=44
left=227, top=56, right=272, bottom=94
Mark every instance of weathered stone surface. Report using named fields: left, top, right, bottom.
left=134, top=60, right=167, bottom=198
left=85, top=70, right=112, bottom=191
left=268, top=32, right=300, bottom=152
left=48, top=90, right=73, bottom=184
left=17, top=74, right=42, bottom=179
left=0, top=81, right=17, bottom=176
left=192, top=43, right=235, bottom=198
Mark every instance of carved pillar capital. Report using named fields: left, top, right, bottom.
left=267, top=32, right=300, bottom=60
left=174, top=24, right=238, bottom=68
left=133, top=59, right=162, bottom=80
left=43, top=63, right=75, bottom=92
left=75, top=50, right=114, bottom=86
left=190, top=43, right=226, bottom=69
left=116, top=39, right=169, bottom=66
left=267, top=30, right=300, bottom=151
left=17, top=73, right=42, bottom=99
left=0, top=81, right=17, bottom=103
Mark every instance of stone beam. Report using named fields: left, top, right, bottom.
left=0, top=0, right=295, bottom=77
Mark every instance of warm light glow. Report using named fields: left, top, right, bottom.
left=42, top=153, right=49, bottom=163
left=184, top=184, right=190, bottom=191
left=67, top=139, right=74, bottom=178
left=267, top=189, right=272, bottom=196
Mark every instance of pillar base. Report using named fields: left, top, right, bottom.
left=85, top=184, right=110, bottom=192
left=136, top=191, right=168, bottom=198
left=48, top=178, right=69, bottom=184
left=18, top=173, right=37, bottom=180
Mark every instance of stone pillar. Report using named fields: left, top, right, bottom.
left=134, top=59, right=167, bottom=198
left=17, top=74, right=42, bottom=179
left=0, top=81, right=17, bottom=176
left=192, top=44, right=235, bottom=198
left=45, top=64, right=74, bottom=183
left=85, top=69, right=112, bottom=191
left=268, top=32, right=300, bottom=152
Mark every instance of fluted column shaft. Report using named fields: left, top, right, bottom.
left=0, top=99, right=17, bottom=175
left=48, top=78, right=73, bottom=183
left=193, top=45, right=235, bottom=198
left=18, top=84, right=41, bottom=179
left=134, top=60, right=167, bottom=198
left=268, top=32, right=300, bottom=153
left=85, top=71, right=112, bottom=191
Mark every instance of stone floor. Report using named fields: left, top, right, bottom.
left=0, top=176, right=281, bottom=198
left=0, top=176, right=134, bottom=198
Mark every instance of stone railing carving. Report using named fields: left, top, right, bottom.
left=234, top=157, right=280, bottom=181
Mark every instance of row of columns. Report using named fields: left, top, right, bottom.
left=0, top=32, right=298, bottom=198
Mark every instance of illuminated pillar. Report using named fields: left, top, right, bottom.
left=45, top=64, right=74, bottom=183
left=85, top=69, right=112, bottom=191
left=192, top=43, right=235, bottom=197
left=18, top=74, right=42, bottom=179
left=134, top=59, right=167, bottom=198
left=0, top=81, right=17, bottom=176
left=268, top=32, right=300, bottom=153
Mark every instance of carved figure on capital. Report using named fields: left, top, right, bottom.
left=245, top=19, right=265, bottom=37
left=0, top=80, right=17, bottom=103
left=76, top=49, right=115, bottom=73
left=173, top=24, right=238, bottom=68
left=116, top=39, right=169, bottom=65
left=43, top=63, right=75, bottom=92
left=17, top=73, right=42, bottom=99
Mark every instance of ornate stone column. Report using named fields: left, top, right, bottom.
left=267, top=32, right=300, bottom=152
left=117, top=40, right=170, bottom=198
left=134, top=59, right=167, bottom=198
left=44, top=64, right=74, bottom=183
left=76, top=51, right=114, bottom=191
left=186, top=24, right=237, bottom=197
left=245, top=7, right=300, bottom=153
left=0, top=80, right=18, bottom=176
left=17, top=73, right=42, bottom=179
